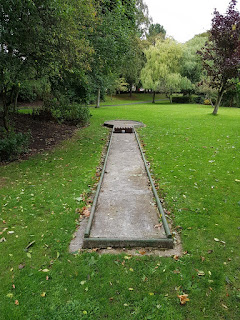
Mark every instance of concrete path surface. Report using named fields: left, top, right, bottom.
left=89, top=132, right=165, bottom=239
left=70, top=120, right=178, bottom=253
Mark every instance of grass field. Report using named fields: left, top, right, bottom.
left=0, top=101, right=239, bottom=319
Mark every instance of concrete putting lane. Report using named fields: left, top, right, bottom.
left=89, top=131, right=166, bottom=239
left=70, top=120, right=176, bottom=252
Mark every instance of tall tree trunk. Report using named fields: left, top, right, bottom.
left=129, top=85, right=132, bottom=98
left=213, top=89, right=224, bottom=115
left=95, top=88, right=100, bottom=108
left=2, top=91, right=10, bottom=131
left=13, top=87, right=20, bottom=112
left=152, top=91, right=156, bottom=103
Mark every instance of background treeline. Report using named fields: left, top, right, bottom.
left=0, top=0, right=147, bottom=131
left=1, top=0, right=239, bottom=161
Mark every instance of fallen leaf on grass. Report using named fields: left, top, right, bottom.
left=178, top=294, right=190, bottom=305
left=41, top=269, right=50, bottom=273
left=15, top=300, right=19, bottom=306
left=18, top=264, right=25, bottom=270
left=7, top=293, right=13, bottom=298
left=197, top=270, right=205, bottom=276
left=128, top=288, right=134, bottom=291
left=139, top=250, right=146, bottom=255
left=25, top=240, right=35, bottom=251
left=173, top=255, right=179, bottom=261
left=0, top=227, right=8, bottom=235
left=235, top=179, right=240, bottom=182
left=214, top=238, right=220, bottom=242
left=142, top=275, right=148, bottom=282
left=0, top=237, right=6, bottom=243
left=222, top=304, right=228, bottom=309
left=41, top=292, right=46, bottom=297
left=173, top=269, right=180, bottom=274
left=75, top=197, right=83, bottom=202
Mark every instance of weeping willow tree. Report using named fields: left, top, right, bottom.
left=141, top=38, right=192, bottom=103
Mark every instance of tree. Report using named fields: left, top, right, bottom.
left=87, top=0, right=137, bottom=107
left=135, top=0, right=151, bottom=37
left=141, top=38, right=191, bottom=103
left=198, top=0, right=240, bottom=115
left=147, top=23, right=166, bottom=46
left=181, top=33, right=208, bottom=94
left=0, top=0, right=94, bottom=130
left=121, top=36, right=146, bottom=96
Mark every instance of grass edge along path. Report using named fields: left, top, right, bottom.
left=0, top=102, right=240, bottom=319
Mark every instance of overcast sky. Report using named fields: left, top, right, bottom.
left=144, top=0, right=240, bottom=43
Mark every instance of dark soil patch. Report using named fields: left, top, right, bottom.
left=1, top=113, right=77, bottom=163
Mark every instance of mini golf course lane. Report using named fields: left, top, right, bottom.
left=82, top=120, right=173, bottom=249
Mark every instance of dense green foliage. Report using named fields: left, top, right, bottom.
left=141, top=39, right=192, bottom=103
left=0, top=0, right=140, bottom=129
left=34, top=100, right=91, bottom=125
left=0, top=131, right=30, bottom=161
left=0, top=101, right=239, bottom=319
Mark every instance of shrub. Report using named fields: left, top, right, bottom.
left=172, top=96, right=191, bottom=103
left=33, top=97, right=90, bottom=126
left=0, top=131, right=31, bottom=162
left=58, top=103, right=90, bottom=125
left=18, top=81, right=37, bottom=102
left=193, top=96, right=205, bottom=104
left=19, top=78, right=51, bottom=102
left=204, top=99, right=211, bottom=105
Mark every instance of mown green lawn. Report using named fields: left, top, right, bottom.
left=90, top=92, right=167, bottom=106
left=0, top=102, right=239, bottom=319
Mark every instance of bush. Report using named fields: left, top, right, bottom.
left=34, top=97, right=90, bottom=125
left=193, top=96, right=205, bottom=104
left=0, top=131, right=31, bottom=162
left=19, top=78, right=51, bottom=102
left=172, top=96, right=191, bottom=103
left=19, top=81, right=37, bottom=102
left=57, top=103, right=90, bottom=125
left=204, top=99, right=211, bottom=105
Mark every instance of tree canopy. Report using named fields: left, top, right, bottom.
left=141, top=38, right=192, bottom=103
left=198, top=0, right=240, bottom=114
left=0, top=0, right=140, bottom=128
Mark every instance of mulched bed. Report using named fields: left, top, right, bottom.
left=1, top=113, right=78, bottom=162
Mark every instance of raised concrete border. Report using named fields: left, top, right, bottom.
left=81, top=120, right=174, bottom=249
